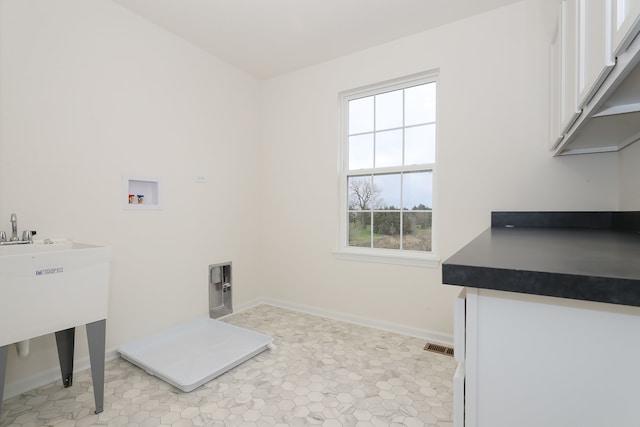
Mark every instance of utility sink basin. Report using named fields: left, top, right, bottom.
left=0, top=239, right=111, bottom=347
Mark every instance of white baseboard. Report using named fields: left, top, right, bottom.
left=3, top=298, right=452, bottom=401
left=256, top=297, right=453, bottom=346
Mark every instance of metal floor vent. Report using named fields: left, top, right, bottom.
left=424, top=343, right=454, bottom=356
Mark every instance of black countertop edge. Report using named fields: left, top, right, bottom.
left=442, top=263, right=640, bottom=307
left=491, top=211, right=640, bottom=232
left=443, top=211, right=640, bottom=307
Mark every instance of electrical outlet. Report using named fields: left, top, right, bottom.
left=195, top=175, right=207, bottom=183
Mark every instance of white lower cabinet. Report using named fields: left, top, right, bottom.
left=456, top=288, right=640, bottom=427
left=453, top=289, right=467, bottom=427
left=453, top=362, right=465, bottom=427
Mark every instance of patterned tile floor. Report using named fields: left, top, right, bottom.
left=0, top=305, right=455, bottom=426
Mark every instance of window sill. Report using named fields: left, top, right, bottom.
left=333, top=247, right=440, bottom=268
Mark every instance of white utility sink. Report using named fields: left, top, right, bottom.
left=0, top=239, right=111, bottom=347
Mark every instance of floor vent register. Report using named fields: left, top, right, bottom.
left=424, top=343, right=454, bottom=356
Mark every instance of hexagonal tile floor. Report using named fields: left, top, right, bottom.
left=1, top=305, right=454, bottom=426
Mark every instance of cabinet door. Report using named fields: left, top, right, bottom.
left=560, top=0, right=582, bottom=134
left=453, top=362, right=465, bottom=427
left=454, top=289, right=467, bottom=427
left=549, top=7, right=564, bottom=149
left=611, top=0, right=640, bottom=55
left=454, top=288, right=466, bottom=363
left=577, top=0, right=615, bottom=107
left=474, top=290, right=640, bottom=427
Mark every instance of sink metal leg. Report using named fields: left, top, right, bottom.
left=2, top=322, right=105, bottom=416
left=55, top=327, right=75, bottom=388
left=1, top=321, right=106, bottom=417
left=86, top=319, right=106, bottom=414
left=0, top=345, right=7, bottom=416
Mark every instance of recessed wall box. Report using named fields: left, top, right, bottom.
left=123, top=176, right=161, bottom=210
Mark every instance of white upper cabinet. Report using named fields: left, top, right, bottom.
left=550, top=0, right=640, bottom=155
left=577, top=0, right=615, bottom=107
left=611, top=0, right=640, bottom=56
left=549, top=0, right=582, bottom=150
left=561, top=0, right=582, bottom=135
left=549, top=9, right=563, bottom=149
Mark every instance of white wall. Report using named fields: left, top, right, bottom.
left=0, top=0, right=262, bottom=384
left=258, top=0, right=619, bottom=341
left=0, top=0, right=624, bottom=395
left=619, top=141, right=640, bottom=209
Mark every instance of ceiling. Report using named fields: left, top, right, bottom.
left=113, top=0, right=523, bottom=79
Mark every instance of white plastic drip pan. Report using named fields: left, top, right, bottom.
left=117, top=317, right=272, bottom=392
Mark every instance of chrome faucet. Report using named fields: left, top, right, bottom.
left=10, top=213, right=19, bottom=241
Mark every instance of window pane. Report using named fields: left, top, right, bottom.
left=343, top=76, right=436, bottom=254
left=373, top=173, right=401, bottom=209
left=405, top=124, right=435, bottom=165
left=348, top=175, right=379, bottom=210
left=375, top=129, right=402, bottom=168
left=403, top=212, right=432, bottom=251
left=402, top=171, right=432, bottom=210
left=375, top=89, right=403, bottom=131
left=348, top=134, right=373, bottom=170
left=405, top=83, right=436, bottom=126
left=373, top=212, right=401, bottom=249
left=349, top=96, right=374, bottom=134
left=349, top=212, right=371, bottom=247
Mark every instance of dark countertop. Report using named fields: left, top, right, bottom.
left=442, top=212, right=640, bottom=307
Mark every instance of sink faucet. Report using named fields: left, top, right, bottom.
left=10, top=213, right=19, bottom=241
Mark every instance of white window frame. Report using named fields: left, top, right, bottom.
left=334, top=71, right=440, bottom=268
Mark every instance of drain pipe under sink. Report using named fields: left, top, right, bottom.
left=15, top=340, right=30, bottom=358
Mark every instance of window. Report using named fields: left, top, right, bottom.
left=337, top=73, right=438, bottom=266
